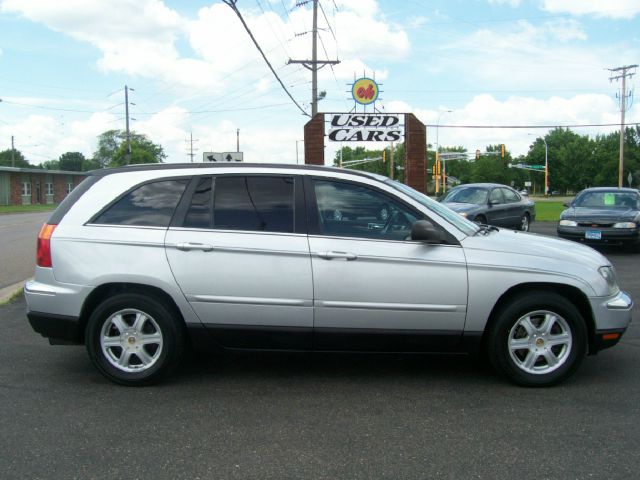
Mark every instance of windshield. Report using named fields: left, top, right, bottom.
left=386, top=180, right=479, bottom=236
left=574, top=191, right=639, bottom=209
left=441, top=187, right=488, bottom=204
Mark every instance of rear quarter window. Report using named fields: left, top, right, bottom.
left=92, top=179, right=189, bottom=227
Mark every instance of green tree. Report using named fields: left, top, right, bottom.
left=41, top=159, right=60, bottom=170
left=93, top=130, right=166, bottom=167
left=58, top=152, right=86, bottom=171
left=110, top=135, right=166, bottom=167
left=0, top=149, right=30, bottom=168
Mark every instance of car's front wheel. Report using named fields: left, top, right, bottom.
left=487, top=292, right=587, bottom=386
left=86, top=293, right=185, bottom=386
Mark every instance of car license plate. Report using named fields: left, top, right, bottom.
left=586, top=230, right=602, bottom=240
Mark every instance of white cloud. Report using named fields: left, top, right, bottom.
left=434, top=20, right=637, bottom=93
left=542, top=0, right=640, bottom=19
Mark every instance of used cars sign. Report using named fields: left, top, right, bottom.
left=328, top=113, right=403, bottom=142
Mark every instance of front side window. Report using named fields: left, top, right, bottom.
left=212, top=176, right=294, bottom=233
left=93, top=179, right=189, bottom=227
left=489, top=188, right=504, bottom=204
left=313, top=179, right=419, bottom=241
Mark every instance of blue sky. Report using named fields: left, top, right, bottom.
left=0, top=0, right=639, bottom=165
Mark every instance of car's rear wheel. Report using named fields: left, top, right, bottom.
left=519, top=213, right=530, bottom=231
left=487, top=292, right=587, bottom=386
left=86, top=293, right=185, bottom=386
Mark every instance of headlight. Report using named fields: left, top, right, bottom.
left=598, top=266, right=619, bottom=295
left=458, top=212, right=468, bottom=218
left=559, top=219, right=577, bottom=226
left=613, top=222, right=636, bottom=228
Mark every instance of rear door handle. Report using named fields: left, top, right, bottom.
left=176, top=242, right=214, bottom=252
left=317, top=251, right=358, bottom=261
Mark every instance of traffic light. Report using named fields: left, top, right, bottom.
left=475, top=149, right=480, bottom=160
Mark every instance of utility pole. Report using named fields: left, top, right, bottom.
left=609, top=64, right=637, bottom=188
left=11, top=135, right=15, bottom=168
left=237, top=128, right=240, bottom=152
left=288, top=0, right=340, bottom=116
left=186, top=132, right=199, bottom=162
left=124, top=85, right=134, bottom=165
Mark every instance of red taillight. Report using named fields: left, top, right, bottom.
left=37, top=223, right=57, bottom=268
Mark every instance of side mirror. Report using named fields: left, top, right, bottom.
left=411, top=220, right=445, bottom=243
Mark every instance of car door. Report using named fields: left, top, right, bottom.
left=486, top=187, right=509, bottom=226
left=165, top=174, right=313, bottom=350
left=306, top=177, right=468, bottom=352
left=500, top=187, right=524, bottom=228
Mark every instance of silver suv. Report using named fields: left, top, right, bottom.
left=25, top=164, right=632, bottom=386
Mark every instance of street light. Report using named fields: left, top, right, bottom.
left=436, top=110, right=452, bottom=193
left=528, top=134, right=549, bottom=196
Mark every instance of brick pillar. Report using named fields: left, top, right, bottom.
left=304, top=113, right=325, bottom=165
left=404, top=113, right=426, bottom=194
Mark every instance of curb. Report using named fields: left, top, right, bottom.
left=0, top=280, right=26, bottom=304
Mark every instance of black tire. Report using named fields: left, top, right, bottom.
left=487, top=292, right=587, bottom=387
left=519, top=213, right=530, bottom=232
left=86, top=293, right=185, bottom=386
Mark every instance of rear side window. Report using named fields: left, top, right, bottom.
left=93, top=179, right=188, bottom=227
left=212, top=176, right=294, bottom=233
left=502, top=188, right=520, bottom=203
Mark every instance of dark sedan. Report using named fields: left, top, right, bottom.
left=557, top=187, right=640, bottom=249
left=440, top=183, right=536, bottom=231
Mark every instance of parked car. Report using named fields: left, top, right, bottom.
left=440, top=183, right=536, bottom=231
left=26, top=164, right=631, bottom=387
left=558, top=187, right=640, bottom=249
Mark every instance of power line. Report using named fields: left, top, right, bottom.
left=222, top=0, right=309, bottom=117
left=430, top=122, right=638, bottom=129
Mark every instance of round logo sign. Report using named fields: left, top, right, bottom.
left=351, top=77, right=379, bottom=106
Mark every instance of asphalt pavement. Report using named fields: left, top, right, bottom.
left=1, top=223, right=639, bottom=479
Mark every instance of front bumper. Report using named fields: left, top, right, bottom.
left=558, top=225, right=640, bottom=245
left=589, top=290, right=633, bottom=353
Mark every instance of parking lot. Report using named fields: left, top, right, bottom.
left=1, top=222, right=639, bottom=479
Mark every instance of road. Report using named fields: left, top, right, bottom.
left=0, top=221, right=639, bottom=479
left=0, top=212, right=49, bottom=289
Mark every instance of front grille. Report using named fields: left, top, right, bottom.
left=577, top=222, right=614, bottom=228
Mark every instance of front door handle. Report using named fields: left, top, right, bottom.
left=317, top=251, right=358, bottom=261
left=176, top=242, right=214, bottom=252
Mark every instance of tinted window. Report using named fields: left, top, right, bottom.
left=502, top=188, right=520, bottom=203
left=313, top=179, right=419, bottom=241
left=184, top=177, right=212, bottom=228
left=213, top=176, right=294, bottom=233
left=94, top=179, right=188, bottom=227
